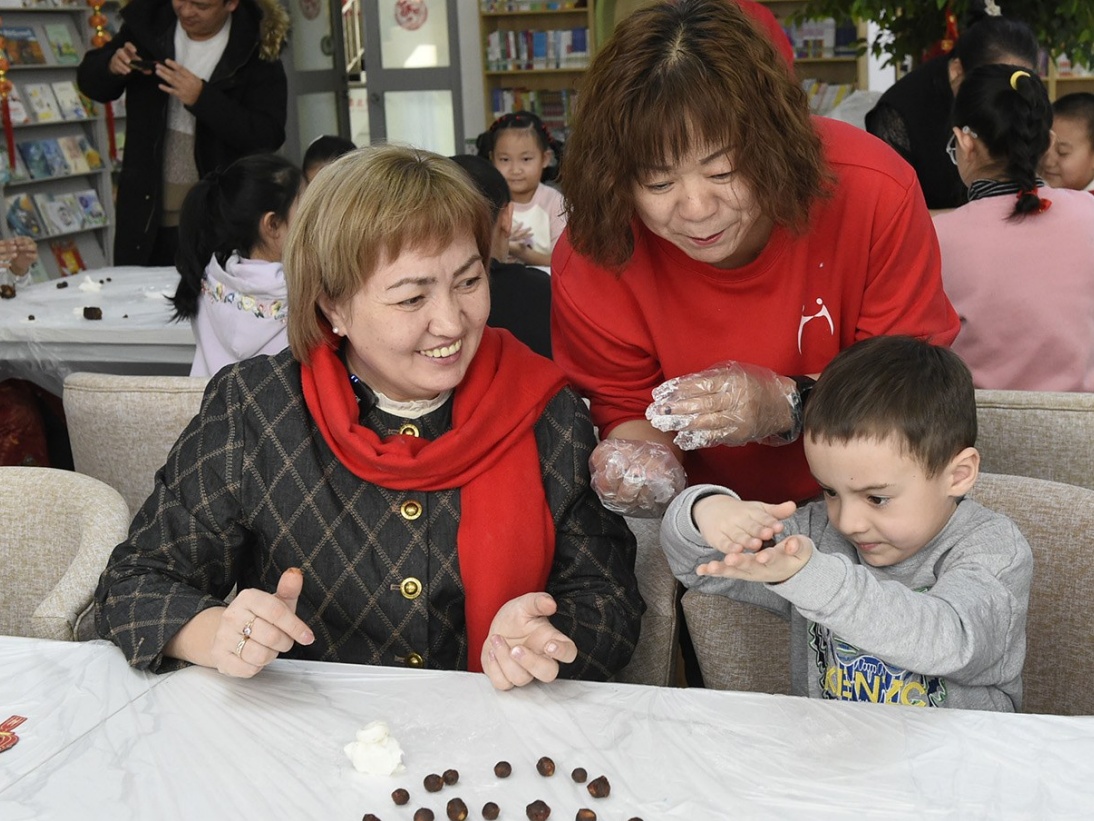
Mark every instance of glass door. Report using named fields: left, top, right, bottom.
left=283, top=0, right=351, bottom=163
left=356, top=0, right=464, bottom=155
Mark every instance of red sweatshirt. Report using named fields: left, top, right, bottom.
left=552, top=118, right=959, bottom=503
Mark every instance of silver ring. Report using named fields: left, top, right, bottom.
left=234, top=636, right=249, bottom=658
left=242, top=617, right=255, bottom=638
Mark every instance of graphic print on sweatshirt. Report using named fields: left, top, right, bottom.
left=809, top=621, right=947, bottom=707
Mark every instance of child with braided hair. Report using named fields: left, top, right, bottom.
left=935, top=65, right=1094, bottom=391
left=476, top=112, right=566, bottom=267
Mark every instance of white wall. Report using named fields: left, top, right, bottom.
left=457, top=3, right=486, bottom=152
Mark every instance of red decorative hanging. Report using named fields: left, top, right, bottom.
left=0, top=21, right=14, bottom=171
left=86, top=0, right=117, bottom=163
left=922, top=1, right=961, bottom=62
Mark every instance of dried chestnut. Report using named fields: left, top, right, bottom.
left=424, top=773, right=444, bottom=792
left=392, top=788, right=410, bottom=805
left=570, top=767, right=587, bottom=783
left=27, top=315, right=34, bottom=321
left=414, top=810, right=435, bottom=821
left=576, top=810, right=597, bottom=821
left=362, top=815, right=381, bottom=821
left=482, top=802, right=500, bottom=820
left=0, top=284, right=15, bottom=300
left=443, top=768, right=459, bottom=785
left=56, top=281, right=69, bottom=289
left=446, top=797, right=468, bottom=821
left=536, top=756, right=556, bottom=777
left=586, top=776, right=610, bottom=798
left=494, top=760, right=512, bottom=778
left=526, top=799, right=551, bottom=821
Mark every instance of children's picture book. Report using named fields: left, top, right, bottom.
left=44, top=21, right=79, bottom=64
left=74, top=188, right=107, bottom=226
left=17, top=140, right=53, bottom=178
left=50, top=80, right=88, bottom=120
left=0, top=146, right=30, bottom=183
left=5, top=83, right=32, bottom=125
left=57, top=136, right=90, bottom=173
left=0, top=26, right=46, bottom=65
left=5, top=192, right=45, bottom=237
left=78, top=135, right=103, bottom=169
left=50, top=238, right=87, bottom=276
left=36, top=192, right=84, bottom=235
left=40, top=139, right=71, bottom=176
left=24, top=82, right=63, bottom=122
left=79, top=91, right=98, bottom=118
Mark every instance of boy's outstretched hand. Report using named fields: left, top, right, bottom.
left=693, top=496, right=797, bottom=554
left=696, top=534, right=815, bottom=584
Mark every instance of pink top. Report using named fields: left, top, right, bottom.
left=935, top=186, right=1094, bottom=391
left=512, top=183, right=567, bottom=258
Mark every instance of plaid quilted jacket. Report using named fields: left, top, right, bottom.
left=95, top=349, right=645, bottom=679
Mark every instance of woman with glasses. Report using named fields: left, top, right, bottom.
left=866, top=15, right=1039, bottom=210
left=935, top=65, right=1094, bottom=392
left=551, top=0, right=959, bottom=519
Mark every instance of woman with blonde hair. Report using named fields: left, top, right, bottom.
left=95, top=145, right=643, bottom=690
left=552, top=0, right=959, bottom=517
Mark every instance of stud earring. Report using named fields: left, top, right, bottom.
left=332, top=326, right=340, bottom=335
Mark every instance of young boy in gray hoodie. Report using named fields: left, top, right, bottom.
left=661, top=335, right=1032, bottom=711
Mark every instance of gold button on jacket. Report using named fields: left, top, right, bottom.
left=399, top=577, right=422, bottom=599
left=400, top=500, right=422, bottom=520
left=405, top=652, right=424, bottom=668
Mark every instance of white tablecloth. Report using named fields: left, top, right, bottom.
left=0, top=267, right=194, bottom=394
left=2, top=637, right=1093, bottom=819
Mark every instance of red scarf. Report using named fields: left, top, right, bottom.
left=301, top=327, right=567, bottom=671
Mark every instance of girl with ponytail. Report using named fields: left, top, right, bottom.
left=935, top=64, right=1094, bottom=391
left=170, top=154, right=304, bottom=378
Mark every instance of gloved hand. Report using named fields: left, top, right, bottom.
left=645, top=361, right=800, bottom=451
left=588, top=438, right=687, bottom=518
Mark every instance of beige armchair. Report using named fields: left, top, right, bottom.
left=681, top=473, right=1094, bottom=715
left=976, top=389, right=1094, bottom=491
left=0, top=466, right=130, bottom=640
left=63, top=372, right=209, bottom=516
left=612, top=516, right=680, bottom=687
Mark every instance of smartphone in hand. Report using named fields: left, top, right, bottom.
left=131, top=59, right=158, bottom=71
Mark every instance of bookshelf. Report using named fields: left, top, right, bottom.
left=0, top=3, right=116, bottom=280
left=478, top=1, right=597, bottom=142
left=755, top=0, right=867, bottom=115
left=1047, top=59, right=1094, bottom=101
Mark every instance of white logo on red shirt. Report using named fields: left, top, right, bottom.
left=798, top=298, right=834, bottom=353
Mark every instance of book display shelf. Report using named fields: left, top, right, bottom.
left=756, top=0, right=867, bottom=116
left=478, top=1, right=597, bottom=143
left=0, top=1, right=117, bottom=280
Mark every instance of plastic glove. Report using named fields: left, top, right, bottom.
left=589, top=438, right=687, bottom=518
left=645, top=361, right=800, bottom=451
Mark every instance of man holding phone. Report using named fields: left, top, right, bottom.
left=76, top=0, right=289, bottom=266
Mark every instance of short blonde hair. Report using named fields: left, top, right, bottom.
left=285, top=144, right=494, bottom=362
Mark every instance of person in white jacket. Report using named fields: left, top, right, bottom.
left=170, top=153, right=304, bottom=377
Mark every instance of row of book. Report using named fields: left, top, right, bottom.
left=0, top=0, right=91, bottom=8
left=1054, top=55, right=1093, bottom=77
left=5, top=188, right=107, bottom=239
left=5, top=80, right=110, bottom=125
left=2, top=135, right=104, bottom=182
left=485, top=27, right=590, bottom=72
left=802, top=79, right=856, bottom=116
left=490, top=88, right=577, bottom=142
left=480, top=2, right=583, bottom=10
left=785, top=19, right=859, bottom=60
left=0, top=22, right=90, bottom=67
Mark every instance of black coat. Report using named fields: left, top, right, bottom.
left=76, top=0, right=288, bottom=265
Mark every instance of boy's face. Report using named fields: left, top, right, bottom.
left=804, top=434, right=972, bottom=568
left=1041, top=115, right=1094, bottom=191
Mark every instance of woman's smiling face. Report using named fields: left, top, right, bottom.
left=631, top=141, right=774, bottom=269
left=322, top=235, right=490, bottom=401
